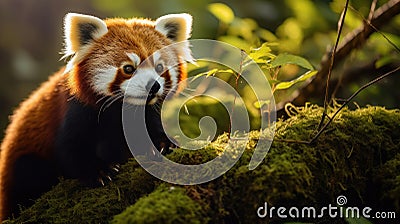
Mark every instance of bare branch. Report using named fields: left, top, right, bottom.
left=319, top=0, right=349, bottom=130
left=368, top=0, right=378, bottom=22
left=281, top=0, right=400, bottom=110
left=308, top=66, right=400, bottom=144
left=274, top=66, right=400, bottom=145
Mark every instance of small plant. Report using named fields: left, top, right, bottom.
left=184, top=3, right=318, bottom=125
left=247, top=43, right=317, bottom=110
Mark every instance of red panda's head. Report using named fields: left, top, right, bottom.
left=63, top=13, right=193, bottom=105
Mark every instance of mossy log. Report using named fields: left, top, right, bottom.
left=5, top=106, right=400, bottom=223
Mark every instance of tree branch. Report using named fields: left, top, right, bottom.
left=281, top=0, right=400, bottom=111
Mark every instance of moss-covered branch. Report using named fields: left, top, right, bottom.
left=5, top=106, right=400, bottom=223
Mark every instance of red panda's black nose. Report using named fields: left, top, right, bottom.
left=146, top=79, right=161, bottom=95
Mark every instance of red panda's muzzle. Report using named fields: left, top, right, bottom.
left=146, top=80, right=161, bottom=104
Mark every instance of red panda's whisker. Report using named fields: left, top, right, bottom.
left=151, top=105, right=162, bottom=116
left=96, top=95, right=110, bottom=105
left=98, top=96, right=115, bottom=115
left=96, top=90, right=122, bottom=105
left=162, top=88, right=177, bottom=96
left=67, top=95, right=76, bottom=102
left=97, top=91, right=123, bottom=110
left=97, top=93, right=124, bottom=122
left=103, top=94, right=124, bottom=111
left=176, top=91, right=192, bottom=98
left=101, top=93, right=123, bottom=112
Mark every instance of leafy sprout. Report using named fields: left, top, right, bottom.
left=202, top=3, right=318, bottom=112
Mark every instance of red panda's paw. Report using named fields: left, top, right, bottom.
left=145, top=135, right=177, bottom=162
left=158, top=135, right=178, bottom=155
left=98, top=163, right=121, bottom=186
left=83, top=163, right=121, bottom=187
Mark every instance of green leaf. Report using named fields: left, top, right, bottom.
left=205, top=68, right=218, bottom=77
left=253, top=58, right=269, bottom=64
left=275, top=80, right=295, bottom=90
left=253, top=100, right=270, bottom=109
left=296, top=70, right=318, bottom=82
left=258, top=28, right=278, bottom=42
left=249, top=42, right=275, bottom=61
left=217, top=69, right=235, bottom=74
left=275, top=70, right=317, bottom=90
left=208, top=3, right=235, bottom=24
left=271, top=53, right=314, bottom=70
left=194, top=68, right=235, bottom=81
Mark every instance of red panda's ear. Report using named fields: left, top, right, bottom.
left=155, top=13, right=192, bottom=42
left=63, top=13, right=108, bottom=56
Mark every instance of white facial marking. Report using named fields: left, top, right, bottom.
left=156, top=76, right=165, bottom=95
left=120, top=50, right=182, bottom=105
left=153, top=51, right=161, bottom=63
left=93, top=66, right=118, bottom=95
left=168, top=66, right=179, bottom=89
left=126, top=52, right=141, bottom=67
left=152, top=49, right=180, bottom=91
left=121, top=67, right=166, bottom=105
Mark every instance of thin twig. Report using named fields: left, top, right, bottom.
left=274, top=0, right=400, bottom=144
left=228, top=50, right=246, bottom=138
left=309, top=66, right=400, bottom=144
left=319, top=0, right=350, bottom=130
left=283, top=0, right=400, bottom=109
left=368, top=0, right=378, bottom=22
left=274, top=66, right=400, bottom=144
left=349, top=4, right=400, bottom=54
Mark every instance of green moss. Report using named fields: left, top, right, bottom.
left=111, top=184, right=209, bottom=224
left=5, top=159, right=157, bottom=224
left=165, top=105, right=400, bottom=223
left=6, top=105, right=400, bottom=223
left=372, top=153, right=400, bottom=211
left=208, top=106, right=400, bottom=223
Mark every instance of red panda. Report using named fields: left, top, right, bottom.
left=0, top=12, right=192, bottom=220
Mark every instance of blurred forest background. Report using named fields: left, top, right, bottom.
left=0, top=0, right=399, bottom=140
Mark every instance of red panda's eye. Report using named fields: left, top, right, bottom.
left=123, top=65, right=135, bottom=75
left=155, top=64, right=164, bottom=74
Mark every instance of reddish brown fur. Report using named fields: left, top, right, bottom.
left=70, top=18, right=178, bottom=105
left=109, top=68, right=132, bottom=93
left=177, top=60, right=188, bottom=93
left=0, top=16, right=188, bottom=221
left=0, top=68, right=69, bottom=219
left=0, top=17, right=188, bottom=221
